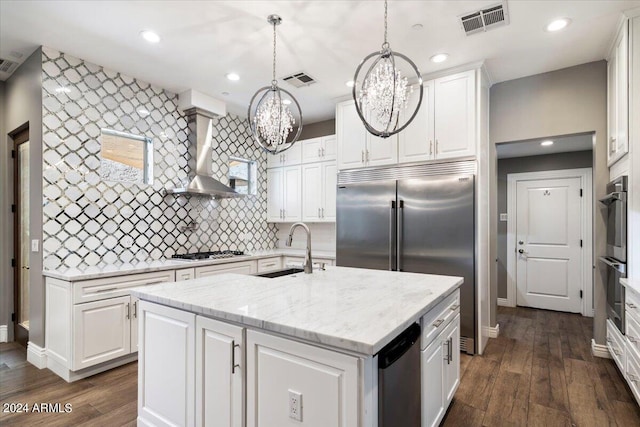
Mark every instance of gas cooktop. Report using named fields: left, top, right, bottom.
left=171, top=250, right=246, bottom=261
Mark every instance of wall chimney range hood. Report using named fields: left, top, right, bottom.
left=165, top=105, right=240, bottom=198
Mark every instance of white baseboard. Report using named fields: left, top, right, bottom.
left=47, top=351, right=138, bottom=383
left=27, top=341, right=48, bottom=369
left=0, top=325, right=7, bottom=343
left=483, top=324, right=500, bottom=338
left=591, top=339, right=611, bottom=359
left=497, top=298, right=509, bottom=307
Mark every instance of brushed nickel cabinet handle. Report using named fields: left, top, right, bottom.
left=627, top=302, right=637, bottom=309
left=429, top=140, right=433, bottom=156
left=322, top=147, right=325, bottom=156
left=126, top=303, right=130, bottom=320
left=448, top=337, right=453, bottom=363
left=361, top=150, right=365, bottom=163
left=96, top=287, right=118, bottom=293
left=443, top=339, right=450, bottom=362
left=318, top=148, right=321, bottom=157
left=433, top=319, right=444, bottom=328
left=450, top=304, right=460, bottom=311
left=366, top=150, right=370, bottom=162
left=321, top=208, right=324, bottom=218
left=436, top=140, right=439, bottom=154
left=133, top=301, right=137, bottom=318
left=231, top=341, right=241, bottom=374
left=318, top=208, right=321, bottom=217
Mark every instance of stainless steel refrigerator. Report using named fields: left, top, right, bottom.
left=336, top=161, right=477, bottom=354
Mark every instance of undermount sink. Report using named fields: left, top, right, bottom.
left=256, top=268, right=304, bottom=278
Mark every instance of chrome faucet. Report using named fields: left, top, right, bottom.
left=286, top=222, right=313, bottom=274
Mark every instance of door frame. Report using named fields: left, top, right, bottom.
left=505, top=168, right=593, bottom=317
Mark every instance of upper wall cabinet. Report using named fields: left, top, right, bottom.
left=337, top=69, right=477, bottom=171
left=608, top=20, right=629, bottom=167
left=266, top=142, right=302, bottom=168
left=301, top=135, right=337, bottom=163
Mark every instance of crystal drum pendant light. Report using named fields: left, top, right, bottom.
left=352, top=0, right=423, bottom=138
left=248, top=14, right=303, bottom=154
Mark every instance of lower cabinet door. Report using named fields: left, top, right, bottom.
left=443, top=314, right=460, bottom=404
left=196, top=316, right=244, bottom=427
left=422, top=334, right=446, bottom=427
left=246, top=330, right=359, bottom=427
left=72, top=296, right=131, bottom=370
left=138, top=301, right=196, bottom=427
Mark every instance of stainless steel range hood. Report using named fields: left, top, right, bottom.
left=165, top=107, right=239, bottom=198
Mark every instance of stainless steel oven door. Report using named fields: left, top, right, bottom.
left=600, top=176, right=627, bottom=262
left=600, top=256, right=626, bottom=334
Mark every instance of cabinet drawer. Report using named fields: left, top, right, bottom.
left=257, top=257, right=283, bottom=273
left=627, top=314, right=640, bottom=360
left=195, top=260, right=257, bottom=278
left=73, top=270, right=176, bottom=304
left=175, top=268, right=195, bottom=281
left=421, top=290, right=460, bottom=350
left=283, top=256, right=334, bottom=269
left=626, top=344, right=640, bottom=404
left=607, top=318, right=626, bottom=373
left=626, top=288, right=640, bottom=324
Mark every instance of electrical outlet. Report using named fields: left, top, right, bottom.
left=499, top=213, right=508, bottom=222
left=288, top=390, right=302, bottom=422
left=122, top=236, right=134, bottom=248
left=31, top=239, right=39, bottom=252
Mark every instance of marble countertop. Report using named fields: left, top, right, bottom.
left=42, top=249, right=336, bottom=281
left=621, top=278, right=640, bottom=296
left=131, top=266, right=462, bottom=355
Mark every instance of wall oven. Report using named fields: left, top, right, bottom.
left=599, top=176, right=627, bottom=333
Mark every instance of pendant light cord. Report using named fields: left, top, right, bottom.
left=382, top=0, right=388, bottom=49
left=272, top=21, right=277, bottom=86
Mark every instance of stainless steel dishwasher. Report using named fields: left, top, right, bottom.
left=378, top=323, right=421, bottom=427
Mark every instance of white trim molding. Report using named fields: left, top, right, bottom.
left=497, top=298, right=511, bottom=307
left=0, top=325, right=7, bottom=343
left=506, top=167, right=593, bottom=317
left=483, top=324, right=500, bottom=338
left=27, top=341, right=48, bottom=369
left=591, top=339, right=612, bottom=359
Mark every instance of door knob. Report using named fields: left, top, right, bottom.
left=518, top=240, right=524, bottom=245
left=518, top=249, right=525, bottom=254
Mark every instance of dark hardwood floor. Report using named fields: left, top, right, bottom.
left=442, top=306, right=640, bottom=427
left=1, top=306, right=638, bottom=426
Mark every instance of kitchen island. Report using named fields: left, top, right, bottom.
left=132, top=266, right=462, bottom=427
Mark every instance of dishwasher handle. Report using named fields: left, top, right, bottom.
left=378, top=323, right=421, bottom=369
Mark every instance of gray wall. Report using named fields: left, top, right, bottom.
left=489, top=61, right=607, bottom=344
left=3, top=48, right=44, bottom=345
left=0, top=79, right=9, bottom=338
left=496, top=150, right=593, bottom=298
left=299, top=119, right=335, bottom=140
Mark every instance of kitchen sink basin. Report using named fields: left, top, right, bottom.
left=256, top=268, right=304, bottom=278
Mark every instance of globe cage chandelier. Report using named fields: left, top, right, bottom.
left=248, top=14, right=303, bottom=154
left=352, top=0, right=423, bottom=138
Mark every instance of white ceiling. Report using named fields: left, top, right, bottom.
left=1, top=1, right=639, bottom=123
left=496, top=133, right=593, bottom=159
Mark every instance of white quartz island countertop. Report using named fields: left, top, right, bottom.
left=131, top=266, right=462, bottom=355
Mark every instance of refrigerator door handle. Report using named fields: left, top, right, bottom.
left=389, top=200, right=396, bottom=271
left=397, top=199, right=404, bottom=271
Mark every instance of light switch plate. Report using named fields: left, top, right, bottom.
left=31, top=239, right=39, bottom=252
left=288, top=390, right=302, bottom=421
left=499, top=213, right=508, bottom=222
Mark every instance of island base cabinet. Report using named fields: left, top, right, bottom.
left=246, top=330, right=360, bottom=427
left=138, top=301, right=196, bottom=427
left=196, top=316, right=244, bottom=427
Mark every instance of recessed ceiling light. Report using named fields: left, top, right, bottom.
left=430, top=53, right=449, bottom=63
left=546, top=18, right=570, bottom=32
left=282, top=99, right=292, bottom=105
left=226, top=73, right=240, bottom=81
left=138, top=108, right=150, bottom=117
left=140, top=30, right=161, bottom=43
left=55, top=86, right=71, bottom=93
left=541, top=140, right=554, bottom=146
left=412, top=23, right=423, bottom=31
left=345, top=80, right=355, bottom=87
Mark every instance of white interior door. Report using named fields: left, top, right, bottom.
left=515, top=177, right=582, bottom=312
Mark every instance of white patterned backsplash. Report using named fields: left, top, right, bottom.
left=275, top=223, right=336, bottom=252
left=41, top=47, right=278, bottom=270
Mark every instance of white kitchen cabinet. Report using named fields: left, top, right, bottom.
left=283, top=256, right=334, bottom=268
left=266, top=142, right=302, bottom=168
left=302, top=135, right=337, bottom=163
left=257, top=257, right=283, bottom=273
left=607, top=318, right=626, bottom=374
left=366, top=111, right=399, bottom=167
left=176, top=267, right=195, bottom=281
left=196, top=316, right=244, bottom=427
left=267, top=165, right=302, bottom=223
left=138, top=301, right=196, bottom=427
left=246, top=330, right=359, bottom=427
left=421, top=333, right=446, bottom=427
left=399, top=81, right=435, bottom=163
left=607, top=20, right=629, bottom=166
left=434, top=70, right=476, bottom=160
left=442, top=314, right=460, bottom=403
left=302, top=161, right=336, bottom=222
left=195, top=260, right=257, bottom=278
left=72, top=296, right=131, bottom=371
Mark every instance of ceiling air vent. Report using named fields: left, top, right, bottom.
left=0, top=58, right=19, bottom=74
left=282, top=72, right=316, bottom=88
left=459, top=2, right=509, bottom=36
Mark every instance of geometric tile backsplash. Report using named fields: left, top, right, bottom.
left=41, top=47, right=278, bottom=270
